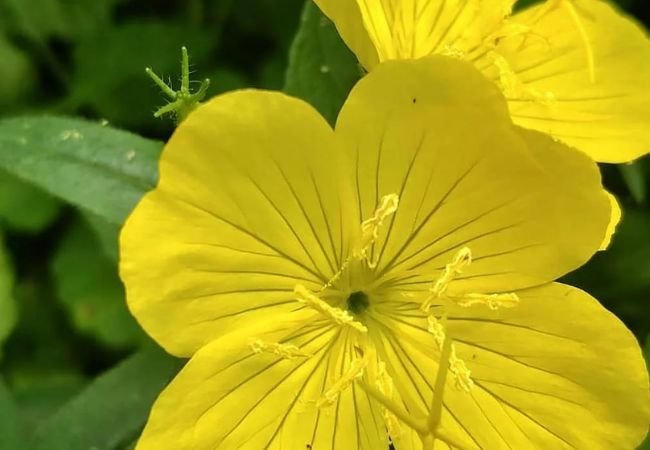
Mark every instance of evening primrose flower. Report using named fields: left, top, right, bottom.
left=314, top=0, right=650, bottom=163
left=120, top=57, right=649, bottom=449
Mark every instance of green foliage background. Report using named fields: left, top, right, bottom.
left=0, top=0, right=647, bottom=448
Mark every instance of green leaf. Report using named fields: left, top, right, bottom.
left=27, top=346, right=180, bottom=450
left=1, top=0, right=118, bottom=41
left=0, top=232, right=16, bottom=358
left=620, top=162, right=647, bottom=205
left=50, top=219, right=146, bottom=349
left=0, top=169, right=61, bottom=233
left=83, top=211, right=120, bottom=261
left=0, top=34, right=37, bottom=108
left=0, top=378, right=22, bottom=450
left=0, top=116, right=162, bottom=225
left=284, top=0, right=361, bottom=125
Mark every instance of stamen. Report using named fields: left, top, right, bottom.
left=454, top=292, right=520, bottom=310
left=440, top=44, right=466, bottom=60
left=249, top=339, right=312, bottom=359
left=385, top=413, right=402, bottom=442
left=294, top=285, right=368, bottom=332
left=355, top=194, right=399, bottom=268
left=449, top=346, right=474, bottom=392
left=317, top=354, right=368, bottom=408
left=491, top=51, right=556, bottom=106
left=426, top=315, right=473, bottom=394
left=319, top=258, right=351, bottom=292
left=376, top=362, right=402, bottom=441
left=421, top=247, right=472, bottom=312
left=427, top=315, right=446, bottom=349
left=428, top=330, right=453, bottom=433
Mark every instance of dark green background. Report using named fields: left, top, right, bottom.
left=0, top=1, right=648, bottom=449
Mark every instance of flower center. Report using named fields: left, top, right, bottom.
left=347, top=291, right=370, bottom=315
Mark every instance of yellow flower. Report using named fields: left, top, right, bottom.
left=120, top=57, right=649, bottom=449
left=314, top=0, right=650, bottom=163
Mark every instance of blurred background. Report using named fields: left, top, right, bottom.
left=0, top=0, right=648, bottom=448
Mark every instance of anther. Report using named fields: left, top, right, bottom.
left=427, top=315, right=446, bottom=349
left=317, top=354, right=368, bottom=408
left=421, top=247, right=472, bottom=312
left=294, top=285, right=368, bottom=332
left=491, top=51, right=556, bottom=106
left=249, top=339, right=312, bottom=359
left=449, top=346, right=474, bottom=392
left=454, top=292, right=520, bottom=310
left=355, top=194, right=399, bottom=267
left=375, top=361, right=402, bottom=440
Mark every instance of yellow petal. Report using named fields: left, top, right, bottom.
left=482, top=0, right=650, bottom=162
left=600, top=191, right=621, bottom=251
left=370, top=283, right=650, bottom=449
left=313, top=0, right=380, bottom=69
left=316, top=0, right=515, bottom=68
left=136, top=324, right=388, bottom=449
left=120, top=90, right=357, bottom=356
left=336, top=56, right=610, bottom=294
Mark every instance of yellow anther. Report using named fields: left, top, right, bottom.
left=376, top=361, right=398, bottom=428
left=454, top=292, right=520, bottom=310
left=317, top=355, right=368, bottom=408
left=355, top=194, right=399, bottom=267
left=385, top=412, right=402, bottom=441
left=248, top=339, right=311, bottom=359
left=427, top=315, right=446, bottom=349
left=294, top=285, right=367, bottom=333
left=449, top=346, right=474, bottom=392
left=376, top=361, right=393, bottom=396
left=374, top=361, right=402, bottom=440
left=440, top=44, right=465, bottom=59
left=319, top=257, right=351, bottom=292
left=491, top=51, right=556, bottom=106
left=421, top=247, right=472, bottom=312
left=427, top=317, right=472, bottom=391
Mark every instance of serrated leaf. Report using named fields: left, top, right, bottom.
left=27, top=346, right=180, bottom=450
left=51, top=219, right=146, bottom=349
left=0, top=232, right=16, bottom=358
left=0, top=378, right=22, bottom=450
left=0, top=169, right=61, bottom=233
left=284, top=0, right=361, bottom=125
left=0, top=116, right=162, bottom=225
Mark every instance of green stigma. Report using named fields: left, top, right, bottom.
left=347, top=291, right=370, bottom=315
